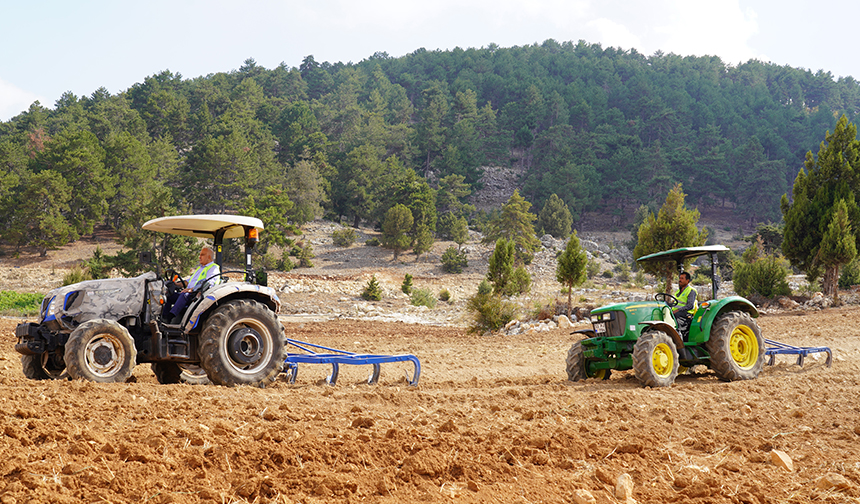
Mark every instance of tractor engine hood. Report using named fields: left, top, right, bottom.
left=40, top=272, right=156, bottom=331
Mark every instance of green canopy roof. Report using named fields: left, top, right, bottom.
left=636, top=245, right=729, bottom=264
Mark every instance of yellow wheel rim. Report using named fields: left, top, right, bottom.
left=652, top=343, right=674, bottom=377
left=730, top=324, right=759, bottom=369
left=594, top=369, right=608, bottom=380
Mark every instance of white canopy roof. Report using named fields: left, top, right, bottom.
left=142, top=214, right=264, bottom=239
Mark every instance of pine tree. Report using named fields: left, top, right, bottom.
left=782, top=115, right=860, bottom=292
left=382, top=204, right=413, bottom=260
left=482, top=189, right=541, bottom=264
left=556, top=230, right=588, bottom=316
left=536, top=193, right=573, bottom=238
left=633, top=183, right=707, bottom=292
left=819, top=199, right=857, bottom=298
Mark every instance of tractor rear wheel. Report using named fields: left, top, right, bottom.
left=199, top=299, right=286, bottom=387
left=565, top=341, right=586, bottom=381
left=64, top=320, right=136, bottom=383
left=633, top=330, right=678, bottom=387
left=706, top=311, right=764, bottom=381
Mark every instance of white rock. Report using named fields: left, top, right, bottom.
left=771, top=450, right=794, bottom=472
left=572, top=489, right=596, bottom=504
left=616, top=473, right=634, bottom=501
left=557, top=315, right=572, bottom=329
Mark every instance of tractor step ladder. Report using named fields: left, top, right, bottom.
left=283, top=338, right=421, bottom=386
left=764, top=339, right=832, bottom=368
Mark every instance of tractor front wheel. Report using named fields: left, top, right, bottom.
left=21, top=350, right=67, bottom=380
left=706, top=311, right=764, bottom=381
left=152, top=363, right=211, bottom=385
left=199, top=300, right=286, bottom=387
left=633, top=330, right=678, bottom=387
left=64, top=320, right=136, bottom=383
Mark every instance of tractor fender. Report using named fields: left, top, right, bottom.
left=695, top=296, right=759, bottom=342
left=182, top=283, right=282, bottom=332
left=571, top=329, right=595, bottom=338
left=638, top=321, right=684, bottom=350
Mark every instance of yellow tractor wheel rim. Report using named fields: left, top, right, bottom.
left=652, top=343, right=674, bottom=377
left=730, top=324, right=759, bottom=369
left=594, top=369, right=608, bottom=380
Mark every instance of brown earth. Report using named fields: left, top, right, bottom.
left=1, top=219, right=859, bottom=503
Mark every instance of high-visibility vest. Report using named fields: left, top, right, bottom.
left=675, top=284, right=698, bottom=315
left=188, top=262, right=219, bottom=290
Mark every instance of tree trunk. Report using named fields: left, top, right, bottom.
left=567, top=286, right=572, bottom=318
left=663, top=266, right=675, bottom=294
left=823, top=265, right=839, bottom=299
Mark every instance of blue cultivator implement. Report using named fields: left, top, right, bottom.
left=283, top=338, right=421, bottom=386
left=765, top=339, right=833, bottom=368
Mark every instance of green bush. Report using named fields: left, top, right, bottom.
left=467, top=292, right=518, bottom=334
left=410, top=288, right=437, bottom=308
left=361, top=275, right=382, bottom=301
left=477, top=279, right=492, bottom=295
left=297, top=243, right=315, bottom=268
left=63, top=265, right=91, bottom=286
left=839, top=258, right=860, bottom=288
left=613, top=262, right=631, bottom=282
left=733, top=246, right=791, bottom=299
left=601, top=270, right=613, bottom=279
left=401, top=274, right=413, bottom=294
left=365, top=238, right=380, bottom=247
left=441, top=246, right=468, bottom=273
left=0, top=291, right=43, bottom=316
left=332, top=228, right=357, bottom=247
left=439, top=288, right=451, bottom=302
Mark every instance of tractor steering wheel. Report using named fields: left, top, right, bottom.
left=164, top=269, right=185, bottom=292
left=654, top=292, right=679, bottom=307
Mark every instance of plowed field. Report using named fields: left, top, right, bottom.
left=0, top=308, right=858, bottom=504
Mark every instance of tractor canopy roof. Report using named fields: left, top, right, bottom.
left=142, top=214, right=264, bottom=241
left=637, top=245, right=729, bottom=265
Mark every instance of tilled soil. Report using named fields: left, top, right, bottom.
left=0, top=308, right=858, bottom=504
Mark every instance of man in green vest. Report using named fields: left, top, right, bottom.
left=165, top=246, right=220, bottom=324
left=673, top=271, right=698, bottom=338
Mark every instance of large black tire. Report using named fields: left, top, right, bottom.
left=21, top=351, right=66, bottom=380
left=706, top=311, right=765, bottom=381
left=633, top=330, right=679, bottom=388
left=64, top=320, right=136, bottom=383
left=198, top=299, right=286, bottom=387
left=565, top=341, right=586, bottom=381
left=151, top=363, right=212, bottom=385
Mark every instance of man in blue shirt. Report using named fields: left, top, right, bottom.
left=165, top=246, right=220, bottom=324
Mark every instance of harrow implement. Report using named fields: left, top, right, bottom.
left=283, top=338, right=421, bottom=386
left=764, top=339, right=833, bottom=368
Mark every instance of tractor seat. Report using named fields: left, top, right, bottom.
left=662, top=306, right=676, bottom=328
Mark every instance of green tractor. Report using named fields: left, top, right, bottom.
left=566, top=245, right=765, bottom=387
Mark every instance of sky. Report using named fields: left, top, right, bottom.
left=1, top=0, right=858, bottom=122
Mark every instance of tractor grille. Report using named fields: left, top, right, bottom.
left=592, top=310, right=627, bottom=337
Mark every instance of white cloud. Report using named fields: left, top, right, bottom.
left=653, top=0, right=759, bottom=64
left=0, top=78, right=44, bottom=122
left=587, top=18, right=643, bottom=51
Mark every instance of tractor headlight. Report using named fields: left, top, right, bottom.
left=44, top=295, right=61, bottom=320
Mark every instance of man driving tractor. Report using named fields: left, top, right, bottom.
left=673, top=271, right=697, bottom=338
left=165, top=246, right=220, bottom=324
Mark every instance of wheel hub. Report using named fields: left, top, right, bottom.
left=652, top=343, right=673, bottom=377
left=228, top=328, right=263, bottom=365
left=85, top=335, right=124, bottom=375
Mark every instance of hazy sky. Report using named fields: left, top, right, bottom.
left=1, top=0, right=857, bottom=121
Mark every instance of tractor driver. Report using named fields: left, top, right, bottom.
left=164, top=246, right=220, bottom=324
left=673, top=271, right=698, bottom=338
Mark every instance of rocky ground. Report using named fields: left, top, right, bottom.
left=0, top=217, right=858, bottom=503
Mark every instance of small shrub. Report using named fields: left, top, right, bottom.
left=401, top=274, right=413, bottom=294
left=601, top=270, right=613, bottom=279
left=467, top=292, right=518, bottom=333
left=634, top=269, right=646, bottom=287
left=0, top=291, right=43, bottom=317
left=298, top=243, right=315, bottom=268
left=733, top=245, right=791, bottom=299
left=506, top=266, right=531, bottom=296
left=365, top=237, right=380, bottom=247
left=410, top=288, right=437, bottom=309
left=839, top=258, right=860, bottom=288
left=614, top=262, right=631, bottom=282
left=477, top=279, right=492, bottom=295
left=691, top=270, right=710, bottom=286
left=439, top=288, right=451, bottom=302
left=332, top=228, right=357, bottom=247
left=441, top=246, right=468, bottom=273
left=277, top=251, right=296, bottom=272
left=63, top=265, right=91, bottom=286
left=361, top=275, right=382, bottom=301
left=586, top=259, right=600, bottom=279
